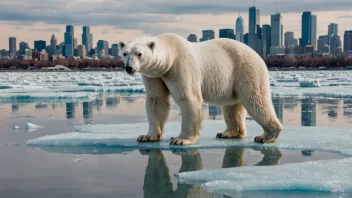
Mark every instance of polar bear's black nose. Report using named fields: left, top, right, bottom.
left=125, top=66, right=134, bottom=74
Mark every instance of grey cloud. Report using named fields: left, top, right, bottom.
left=338, top=15, right=352, bottom=18
left=30, top=28, right=61, bottom=32
left=0, top=0, right=351, bottom=36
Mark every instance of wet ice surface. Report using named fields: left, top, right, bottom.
left=0, top=71, right=352, bottom=197
left=27, top=120, right=352, bottom=157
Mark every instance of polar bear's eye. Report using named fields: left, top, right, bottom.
left=123, top=53, right=127, bottom=57
left=137, top=53, right=142, bottom=57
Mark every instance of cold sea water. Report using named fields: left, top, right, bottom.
left=0, top=71, right=351, bottom=197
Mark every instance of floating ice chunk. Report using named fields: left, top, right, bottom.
left=73, top=158, right=83, bottom=163
left=27, top=120, right=352, bottom=157
left=25, top=123, right=43, bottom=132
left=13, top=126, right=20, bottom=130
left=299, top=79, right=320, bottom=87
left=0, top=85, right=12, bottom=89
left=177, top=158, right=352, bottom=195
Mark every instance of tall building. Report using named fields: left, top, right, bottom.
left=328, top=23, right=338, bottom=45
left=301, top=11, right=317, bottom=48
left=317, top=35, right=329, bottom=52
left=248, top=6, right=260, bottom=52
left=82, top=26, right=93, bottom=53
left=271, top=13, right=282, bottom=47
left=344, top=30, right=352, bottom=52
left=9, top=37, right=16, bottom=57
left=73, top=38, right=78, bottom=49
left=311, top=15, right=317, bottom=49
left=219, top=28, right=235, bottom=39
left=34, top=40, right=46, bottom=52
left=50, top=34, right=57, bottom=54
left=262, top=25, right=271, bottom=56
left=235, top=16, right=244, bottom=42
left=330, top=35, right=341, bottom=53
left=111, top=44, right=119, bottom=58
left=284, top=32, right=294, bottom=48
left=77, top=45, right=86, bottom=58
left=256, top=25, right=264, bottom=56
left=200, top=30, right=215, bottom=42
left=19, top=42, right=29, bottom=54
left=244, top=33, right=249, bottom=45
left=187, top=34, right=197, bottom=42
left=97, top=40, right=109, bottom=53
left=64, top=25, right=74, bottom=57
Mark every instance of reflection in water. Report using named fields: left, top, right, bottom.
left=273, top=97, right=284, bottom=123
left=208, top=105, right=222, bottom=120
left=66, top=103, right=75, bottom=119
left=301, top=97, right=317, bottom=126
left=11, top=104, right=19, bottom=112
left=83, top=101, right=93, bottom=123
left=35, top=103, right=48, bottom=109
left=141, top=147, right=283, bottom=198
left=93, top=99, right=103, bottom=111
left=106, top=97, right=120, bottom=108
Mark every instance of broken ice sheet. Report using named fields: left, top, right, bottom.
left=176, top=158, right=352, bottom=196
left=26, top=120, right=352, bottom=158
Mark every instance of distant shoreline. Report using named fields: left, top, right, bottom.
left=0, top=67, right=351, bottom=72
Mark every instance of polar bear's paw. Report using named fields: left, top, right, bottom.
left=137, top=134, right=161, bottom=142
left=216, top=130, right=245, bottom=139
left=169, top=137, right=197, bottom=146
left=254, top=132, right=280, bottom=144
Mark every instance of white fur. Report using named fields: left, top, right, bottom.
left=119, top=33, right=283, bottom=145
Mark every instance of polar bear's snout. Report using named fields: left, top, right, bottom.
left=125, top=65, right=135, bottom=74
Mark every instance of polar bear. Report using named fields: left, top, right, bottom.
left=118, top=33, right=282, bottom=145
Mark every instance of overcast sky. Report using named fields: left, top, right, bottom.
left=0, top=0, right=351, bottom=49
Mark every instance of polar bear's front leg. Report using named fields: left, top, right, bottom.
left=137, top=77, right=171, bottom=142
left=169, top=99, right=203, bottom=145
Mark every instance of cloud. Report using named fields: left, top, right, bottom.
left=338, top=15, right=352, bottom=18
left=30, top=28, right=61, bottom=32
left=0, top=0, right=351, bottom=42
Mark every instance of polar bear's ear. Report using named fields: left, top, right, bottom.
left=147, top=41, right=155, bottom=51
left=118, top=41, right=125, bottom=50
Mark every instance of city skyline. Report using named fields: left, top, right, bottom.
left=0, top=1, right=351, bottom=49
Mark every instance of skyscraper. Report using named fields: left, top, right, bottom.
left=64, top=25, right=74, bottom=57
left=50, top=34, right=57, bottom=54
left=219, top=29, right=235, bottom=39
left=330, top=35, right=341, bottom=53
left=236, top=16, right=244, bottom=42
left=344, top=30, right=352, bottom=52
left=271, top=13, right=282, bottom=47
left=284, top=32, right=294, bottom=48
left=301, top=11, right=312, bottom=48
left=9, top=37, right=16, bottom=57
left=200, top=30, right=215, bottom=42
left=97, top=40, right=109, bottom=53
left=317, top=35, right=329, bottom=52
left=187, top=34, right=197, bottom=42
left=73, top=38, right=78, bottom=49
left=82, top=26, right=93, bottom=53
left=328, top=23, right=338, bottom=44
left=249, top=6, right=260, bottom=52
left=77, top=45, right=86, bottom=58
left=19, top=42, right=29, bottom=51
left=311, top=15, right=317, bottom=49
left=262, top=25, right=271, bottom=56
left=34, top=40, right=46, bottom=52
left=301, top=11, right=317, bottom=49
left=111, top=44, right=119, bottom=58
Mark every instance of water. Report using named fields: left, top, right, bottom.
left=0, top=71, right=351, bottom=197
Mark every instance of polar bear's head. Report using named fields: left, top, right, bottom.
left=118, top=38, right=157, bottom=76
